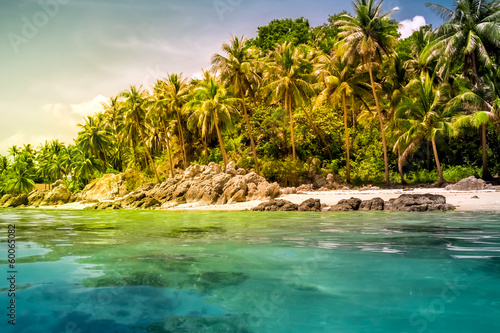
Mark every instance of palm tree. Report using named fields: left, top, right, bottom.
left=187, top=73, right=238, bottom=169
left=5, top=161, right=35, bottom=194
left=264, top=42, right=315, bottom=160
left=212, top=35, right=261, bottom=173
left=120, top=86, right=161, bottom=182
left=76, top=115, right=112, bottom=171
left=162, top=74, right=190, bottom=169
left=315, top=52, right=367, bottom=183
left=336, top=0, right=399, bottom=185
left=102, top=96, right=125, bottom=171
left=395, top=73, right=455, bottom=184
left=8, top=145, right=19, bottom=160
left=451, top=67, right=500, bottom=180
left=426, top=0, right=500, bottom=85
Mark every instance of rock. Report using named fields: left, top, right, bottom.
left=296, top=184, right=314, bottom=192
left=41, top=182, right=72, bottom=206
left=471, top=195, right=480, bottom=199
left=326, top=173, right=334, bottom=183
left=183, top=164, right=205, bottom=179
left=51, top=179, right=65, bottom=188
left=225, top=161, right=237, bottom=175
left=251, top=199, right=298, bottom=211
left=281, top=187, right=297, bottom=195
left=298, top=198, right=321, bottom=212
left=3, top=194, right=28, bottom=207
left=445, top=176, right=493, bottom=191
left=139, top=197, right=161, bottom=209
left=359, top=197, right=385, bottom=211
left=308, top=158, right=321, bottom=178
left=360, top=185, right=381, bottom=191
left=389, top=194, right=454, bottom=212
left=312, top=175, right=327, bottom=189
left=327, top=197, right=362, bottom=211
left=0, top=194, right=12, bottom=206
left=28, top=190, right=46, bottom=207
left=78, top=173, right=129, bottom=201
left=218, top=176, right=248, bottom=204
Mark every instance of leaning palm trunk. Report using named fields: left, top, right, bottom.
left=367, top=62, right=390, bottom=185
left=481, top=124, right=492, bottom=180
left=342, top=93, right=351, bottom=183
left=160, top=118, right=175, bottom=178
left=431, top=137, right=446, bottom=184
left=214, top=121, right=228, bottom=171
left=239, top=90, right=260, bottom=174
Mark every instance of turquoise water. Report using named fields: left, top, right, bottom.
left=1, top=210, right=500, bottom=333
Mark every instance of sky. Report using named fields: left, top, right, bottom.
left=0, top=0, right=453, bottom=155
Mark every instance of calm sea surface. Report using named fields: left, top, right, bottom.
left=1, top=209, right=500, bottom=332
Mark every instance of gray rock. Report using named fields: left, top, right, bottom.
left=445, top=176, right=493, bottom=191
left=359, top=197, right=385, bottom=211
left=389, top=194, right=454, bottom=212
left=298, top=198, right=322, bottom=212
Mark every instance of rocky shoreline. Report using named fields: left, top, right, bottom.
left=1, top=164, right=498, bottom=212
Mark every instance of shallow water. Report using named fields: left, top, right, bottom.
left=1, top=209, right=500, bottom=332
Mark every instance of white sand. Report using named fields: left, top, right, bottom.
left=33, top=188, right=500, bottom=212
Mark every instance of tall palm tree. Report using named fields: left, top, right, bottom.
left=451, top=66, right=500, bottom=180
left=187, top=73, right=238, bottom=169
left=264, top=42, right=315, bottom=160
left=102, top=96, right=125, bottom=171
left=336, top=0, right=399, bottom=185
left=426, top=0, right=500, bottom=85
left=395, top=73, right=455, bottom=184
left=162, top=74, right=190, bottom=169
left=76, top=115, right=112, bottom=171
left=315, top=52, right=368, bottom=183
left=212, top=35, right=261, bottom=173
left=120, top=86, right=161, bottom=182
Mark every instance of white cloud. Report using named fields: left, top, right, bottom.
left=0, top=95, right=108, bottom=155
left=398, top=16, right=426, bottom=39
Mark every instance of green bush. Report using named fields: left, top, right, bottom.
left=442, top=165, right=481, bottom=183
left=406, top=169, right=438, bottom=184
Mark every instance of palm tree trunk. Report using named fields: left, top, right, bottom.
left=175, top=109, right=188, bottom=170
left=398, top=147, right=406, bottom=185
left=239, top=89, right=260, bottom=174
left=431, top=136, right=446, bottom=184
left=302, top=107, right=333, bottom=160
left=214, top=121, right=228, bottom=170
left=368, top=62, right=390, bottom=185
left=481, top=123, right=492, bottom=180
left=342, top=92, right=351, bottom=184
left=287, top=91, right=296, bottom=160
left=161, top=118, right=175, bottom=178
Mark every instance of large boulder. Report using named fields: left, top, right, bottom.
left=327, top=197, right=362, bottom=212
left=41, top=182, right=72, bottom=206
left=78, top=173, right=129, bottom=201
left=298, top=198, right=322, bottom=212
left=388, top=194, right=454, bottom=212
left=359, top=197, right=385, bottom=211
left=2, top=194, right=28, bottom=208
left=445, top=176, right=493, bottom=191
left=28, top=190, right=47, bottom=207
left=251, top=199, right=298, bottom=211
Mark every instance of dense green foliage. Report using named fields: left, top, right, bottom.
left=1, top=0, right=499, bottom=193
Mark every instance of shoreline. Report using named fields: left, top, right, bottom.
left=26, top=188, right=500, bottom=212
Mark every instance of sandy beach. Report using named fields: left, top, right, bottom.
left=164, top=188, right=500, bottom=212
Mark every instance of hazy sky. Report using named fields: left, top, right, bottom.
left=0, top=0, right=452, bottom=154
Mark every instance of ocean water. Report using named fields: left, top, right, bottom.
left=1, top=209, right=500, bottom=333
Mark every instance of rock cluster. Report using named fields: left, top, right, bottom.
left=1, top=180, right=74, bottom=208
left=77, top=173, right=128, bottom=201
left=84, top=162, right=281, bottom=210
left=255, top=193, right=454, bottom=213
left=445, top=176, right=494, bottom=191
